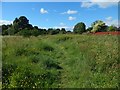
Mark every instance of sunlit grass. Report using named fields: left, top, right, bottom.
left=2, top=34, right=119, bottom=88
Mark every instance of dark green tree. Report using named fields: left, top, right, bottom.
left=107, top=25, right=117, bottom=31
left=34, top=26, right=39, bottom=30
left=18, top=28, right=31, bottom=37
left=60, top=28, right=66, bottom=34
left=18, top=16, right=29, bottom=29
left=13, top=16, right=29, bottom=31
left=47, top=28, right=54, bottom=35
left=27, top=24, right=33, bottom=30
left=2, top=25, right=8, bottom=35
left=73, top=22, right=86, bottom=34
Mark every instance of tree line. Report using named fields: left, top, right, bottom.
left=1, top=16, right=120, bottom=37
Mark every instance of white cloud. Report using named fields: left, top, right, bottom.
left=61, top=9, right=78, bottom=14
left=105, top=16, right=118, bottom=27
left=106, top=16, right=112, bottom=21
left=40, top=8, right=48, bottom=14
left=0, top=20, right=13, bottom=25
left=38, top=26, right=73, bottom=31
left=68, top=16, right=76, bottom=21
left=81, top=0, right=118, bottom=8
left=81, top=2, right=95, bottom=8
left=38, top=26, right=48, bottom=29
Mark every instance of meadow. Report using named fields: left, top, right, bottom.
left=2, top=34, right=120, bottom=88
left=0, top=36, right=2, bottom=89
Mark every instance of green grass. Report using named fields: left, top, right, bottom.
left=2, top=34, right=120, bottom=88
left=0, top=36, right=2, bottom=90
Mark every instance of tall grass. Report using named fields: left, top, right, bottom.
left=2, top=34, right=119, bottom=88
left=0, top=36, right=2, bottom=89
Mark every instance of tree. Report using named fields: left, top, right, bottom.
left=18, top=28, right=31, bottom=37
left=31, top=29, right=39, bottom=37
left=60, top=28, right=66, bottom=34
left=13, top=16, right=29, bottom=31
left=91, top=20, right=106, bottom=33
left=107, top=25, right=117, bottom=31
left=47, top=28, right=54, bottom=35
left=27, top=24, right=33, bottom=30
left=2, top=25, right=8, bottom=35
left=7, top=27, right=15, bottom=35
left=117, top=27, right=120, bottom=31
left=73, top=22, right=86, bottom=34
left=34, top=26, right=39, bottom=30
left=66, top=30, right=72, bottom=34
left=87, top=27, right=93, bottom=32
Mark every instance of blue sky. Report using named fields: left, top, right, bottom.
left=1, top=2, right=118, bottom=30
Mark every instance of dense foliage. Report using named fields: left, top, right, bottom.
left=73, top=22, right=86, bottom=34
left=1, top=16, right=67, bottom=37
left=1, top=16, right=119, bottom=36
left=91, top=20, right=108, bottom=33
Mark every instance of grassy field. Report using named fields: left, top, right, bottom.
left=0, top=36, right=2, bottom=89
left=2, top=34, right=120, bottom=88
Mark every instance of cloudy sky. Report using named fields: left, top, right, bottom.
left=1, top=1, right=119, bottom=30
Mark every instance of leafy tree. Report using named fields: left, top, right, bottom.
left=117, top=27, right=120, bottom=31
left=2, top=25, right=8, bottom=35
left=87, top=27, right=93, bottom=32
left=13, top=16, right=29, bottom=32
left=107, top=25, right=117, bottom=31
left=0, top=26, right=2, bottom=35
left=27, top=24, right=33, bottom=30
left=60, top=28, right=66, bottom=34
left=34, top=26, right=39, bottom=30
left=47, top=28, right=54, bottom=35
left=38, top=29, right=47, bottom=35
left=19, top=16, right=29, bottom=29
left=66, top=30, right=72, bottom=34
left=18, top=28, right=31, bottom=37
left=2, top=25, right=8, bottom=30
left=7, top=27, right=16, bottom=35
left=73, top=22, right=86, bottom=34
left=31, top=29, right=39, bottom=37
left=91, top=20, right=106, bottom=33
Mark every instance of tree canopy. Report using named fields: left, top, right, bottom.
left=73, top=22, right=86, bottom=34
left=1, top=16, right=119, bottom=36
